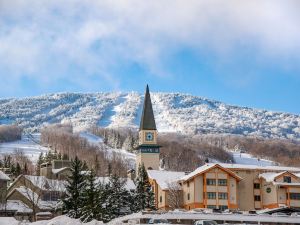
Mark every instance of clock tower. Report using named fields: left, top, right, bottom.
left=136, top=85, right=160, bottom=172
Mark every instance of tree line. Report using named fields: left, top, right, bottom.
left=61, top=156, right=155, bottom=223
left=41, top=124, right=130, bottom=177
left=0, top=125, right=22, bottom=143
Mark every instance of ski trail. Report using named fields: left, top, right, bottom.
left=98, top=94, right=126, bottom=127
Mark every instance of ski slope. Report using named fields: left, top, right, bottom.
left=0, top=134, right=49, bottom=163
left=232, top=151, right=275, bottom=166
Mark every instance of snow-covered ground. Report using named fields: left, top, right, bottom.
left=232, top=151, right=275, bottom=166
left=1, top=92, right=300, bottom=140
left=0, top=216, right=104, bottom=225
left=0, top=134, right=49, bottom=163
left=78, top=131, right=136, bottom=167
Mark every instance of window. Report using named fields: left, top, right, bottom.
left=218, top=179, right=227, bottom=186
left=187, top=181, right=190, bottom=187
left=218, top=192, right=228, bottom=200
left=283, top=176, right=291, bottom=183
left=42, top=191, right=60, bottom=201
left=254, top=183, right=260, bottom=189
left=207, top=192, right=216, bottom=199
left=206, top=179, right=216, bottom=186
left=289, top=193, right=300, bottom=200
left=160, top=196, right=162, bottom=203
left=219, top=205, right=228, bottom=211
left=207, top=205, right=216, bottom=209
left=254, top=195, right=261, bottom=201
left=187, top=193, right=190, bottom=200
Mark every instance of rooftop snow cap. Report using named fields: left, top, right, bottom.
left=139, top=85, right=157, bottom=131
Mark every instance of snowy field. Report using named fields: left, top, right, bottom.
left=0, top=134, right=49, bottom=163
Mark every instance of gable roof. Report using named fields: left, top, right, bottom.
left=147, top=170, right=186, bottom=190
left=181, top=164, right=242, bottom=182
left=259, top=171, right=299, bottom=183
left=139, top=85, right=157, bottom=131
left=217, top=163, right=300, bottom=172
left=24, top=175, right=66, bottom=192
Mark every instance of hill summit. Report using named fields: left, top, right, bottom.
left=0, top=92, right=299, bottom=140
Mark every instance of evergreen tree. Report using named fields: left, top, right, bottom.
left=81, top=170, right=101, bottom=222
left=62, top=153, right=69, bottom=160
left=102, top=174, right=132, bottom=222
left=10, top=163, right=16, bottom=176
left=23, top=162, right=28, bottom=175
left=36, top=152, right=44, bottom=175
left=135, top=163, right=155, bottom=211
left=15, top=163, right=21, bottom=176
left=62, top=156, right=86, bottom=219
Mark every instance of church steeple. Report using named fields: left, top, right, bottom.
left=136, top=85, right=160, bottom=171
left=140, top=85, right=156, bottom=131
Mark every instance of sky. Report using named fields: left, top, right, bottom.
left=0, top=0, right=300, bottom=114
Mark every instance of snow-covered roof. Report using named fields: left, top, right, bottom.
left=180, top=164, right=216, bottom=182
left=14, top=186, right=59, bottom=210
left=95, top=177, right=136, bottom=191
left=52, top=167, right=70, bottom=174
left=180, top=164, right=242, bottom=182
left=0, top=200, right=32, bottom=213
left=24, top=175, right=66, bottom=191
left=147, top=170, right=186, bottom=190
left=273, top=182, right=300, bottom=187
left=259, top=172, right=286, bottom=182
left=216, top=163, right=300, bottom=172
left=0, top=170, right=10, bottom=180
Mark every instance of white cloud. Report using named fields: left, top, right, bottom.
left=1, top=0, right=300, bottom=91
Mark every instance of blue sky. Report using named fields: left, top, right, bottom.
left=1, top=1, right=300, bottom=114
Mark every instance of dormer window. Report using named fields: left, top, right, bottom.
left=283, top=176, right=291, bottom=183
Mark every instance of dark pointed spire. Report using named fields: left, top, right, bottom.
left=139, top=85, right=157, bottom=131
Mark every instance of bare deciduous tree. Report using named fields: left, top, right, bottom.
left=166, top=181, right=182, bottom=210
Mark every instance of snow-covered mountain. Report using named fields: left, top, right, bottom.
left=0, top=92, right=300, bottom=140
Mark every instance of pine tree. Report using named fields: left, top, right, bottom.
left=23, top=162, right=28, bottom=175
left=135, top=163, right=155, bottom=211
left=15, top=163, right=21, bottom=176
left=102, top=174, right=132, bottom=221
left=36, top=152, right=44, bottom=176
left=62, top=156, right=86, bottom=219
left=81, top=170, right=100, bottom=222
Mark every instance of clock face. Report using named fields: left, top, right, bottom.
left=146, top=132, right=154, bottom=141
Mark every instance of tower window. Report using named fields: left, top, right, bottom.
left=187, top=193, right=190, bottom=200
left=160, top=196, right=162, bottom=203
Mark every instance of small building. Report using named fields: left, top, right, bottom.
left=6, top=175, right=65, bottom=221
left=0, top=170, right=10, bottom=204
left=40, top=160, right=71, bottom=180
left=147, top=170, right=185, bottom=210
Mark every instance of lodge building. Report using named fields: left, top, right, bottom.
left=137, top=85, right=300, bottom=211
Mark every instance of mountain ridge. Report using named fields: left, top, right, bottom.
left=0, top=92, right=299, bottom=140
